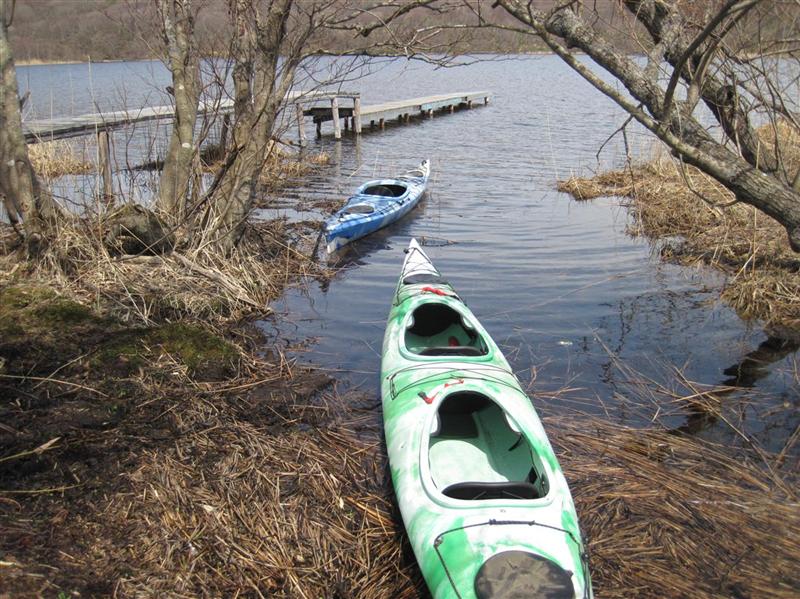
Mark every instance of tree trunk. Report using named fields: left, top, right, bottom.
left=0, top=0, right=62, bottom=252
left=624, top=0, right=779, bottom=175
left=199, top=0, right=296, bottom=253
left=155, top=0, right=200, bottom=224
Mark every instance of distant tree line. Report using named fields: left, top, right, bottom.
left=8, top=0, right=654, bottom=62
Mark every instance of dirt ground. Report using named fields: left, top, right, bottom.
left=0, top=284, right=422, bottom=597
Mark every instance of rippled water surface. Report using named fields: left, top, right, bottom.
left=18, top=56, right=799, bottom=453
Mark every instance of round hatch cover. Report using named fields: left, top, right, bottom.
left=474, top=550, right=574, bottom=599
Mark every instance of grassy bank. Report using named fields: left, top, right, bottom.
left=558, top=153, right=800, bottom=336
left=0, top=281, right=422, bottom=597
left=2, top=279, right=797, bottom=597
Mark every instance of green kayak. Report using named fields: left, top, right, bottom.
left=380, top=239, right=592, bottom=599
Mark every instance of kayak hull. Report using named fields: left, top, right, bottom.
left=380, top=239, right=592, bottom=599
left=324, top=160, right=429, bottom=253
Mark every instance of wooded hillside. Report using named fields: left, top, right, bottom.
left=8, top=0, right=630, bottom=62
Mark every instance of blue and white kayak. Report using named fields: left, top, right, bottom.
left=324, top=160, right=430, bottom=253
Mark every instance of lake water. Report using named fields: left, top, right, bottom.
left=17, top=56, right=799, bottom=456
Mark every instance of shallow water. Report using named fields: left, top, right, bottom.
left=16, top=56, right=799, bottom=455
left=264, top=56, right=799, bottom=455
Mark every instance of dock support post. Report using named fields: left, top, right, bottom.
left=468, top=99, right=473, bottom=109
left=220, top=114, right=230, bottom=151
left=316, top=120, right=322, bottom=138
left=331, top=97, right=341, bottom=140
left=295, top=103, right=305, bottom=146
left=484, top=96, right=489, bottom=105
left=404, top=113, right=410, bottom=123
left=427, top=109, right=433, bottom=118
left=449, top=104, right=454, bottom=113
left=354, top=97, right=362, bottom=134
left=379, top=118, right=385, bottom=129
left=97, top=128, right=113, bottom=200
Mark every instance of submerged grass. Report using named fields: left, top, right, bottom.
left=558, top=152, right=800, bottom=333
left=201, top=141, right=330, bottom=191
left=28, top=139, right=94, bottom=179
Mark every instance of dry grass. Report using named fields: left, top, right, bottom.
left=539, top=347, right=799, bottom=598
left=557, top=137, right=800, bottom=332
left=15, top=214, right=324, bottom=326
left=115, top=365, right=798, bottom=599
left=22, top=372, right=796, bottom=599
left=28, top=139, right=94, bottom=179
left=114, top=403, right=418, bottom=597
left=201, top=141, right=330, bottom=190
left=550, top=415, right=798, bottom=598
left=557, top=169, right=635, bottom=201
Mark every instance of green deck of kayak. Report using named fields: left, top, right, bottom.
left=380, top=240, right=592, bottom=599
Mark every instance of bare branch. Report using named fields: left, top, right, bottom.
left=661, top=0, right=759, bottom=121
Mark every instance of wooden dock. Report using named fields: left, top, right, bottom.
left=22, top=89, right=489, bottom=195
left=24, top=90, right=490, bottom=144
left=22, top=90, right=356, bottom=143
left=306, top=91, right=490, bottom=140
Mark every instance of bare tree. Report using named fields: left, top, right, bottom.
left=194, top=0, right=369, bottom=252
left=0, top=0, right=62, bottom=252
left=371, top=0, right=800, bottom=251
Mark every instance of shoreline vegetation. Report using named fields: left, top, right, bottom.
left=557, top=139, right=800, bottom=338
left=1, top=150, right=798, bottom=597
left=15, top=58, right=95, bottom=66
left=27, top=140, right=94, bottom=179
left=14, top=51, right=559, bottom=68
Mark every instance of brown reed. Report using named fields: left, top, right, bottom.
left=557, top=133, right=800, bottom=332
left=549, top=413, right=798, bottom=599
left=27, top=139, right=94, bottom=179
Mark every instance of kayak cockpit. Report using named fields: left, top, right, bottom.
left=429, top=392, right=550, bottom=500
left=405, top=303, right=488, bottom=357
left=362, top=183, right=407, bottom=197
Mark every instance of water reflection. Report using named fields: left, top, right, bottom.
left=723, top=337, right=800, bottom=388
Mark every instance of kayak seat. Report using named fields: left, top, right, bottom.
left=442, top=481, right=540, bottom=500
left=362, top=183, right=407, bottom=198
left=419, top=346, right=483, bottom=356
left=405, top=303, right=488, bottom=356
